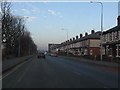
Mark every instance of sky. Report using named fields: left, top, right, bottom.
left=7, top=0, right=119, bottom=51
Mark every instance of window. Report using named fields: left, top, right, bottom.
left=90, top=49, right=93, bottom=55
left=118, top=46, right=120, bottom=57
left=104, top=35, right=106, bottom=42
left=102, top=47, right=105, bottom=55
left=80, top=42, right=82, bottom=47
left=115, top=31, right=118, bottom=41
left=108, top=47, right=112, bottom=57
left=108, top=33, right=110, bottom=42
left=116, top=44, right=120, bottom=57
left=107, top=33, right=110, bottom=42
left=84, top=49, right=88, bottom=55
left=109, top=33, right=112, bottom=42
left=119, top=30, right=120, bottom=40
left=112, top=32, right=114, bottom=41
left=102, top=35, right=105, bottom=43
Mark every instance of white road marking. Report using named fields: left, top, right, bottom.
left=17, top=59, right=32, bottom=82
left=17, top=68, right=27, bottom=82
left=0, top=59, right=31, bottom=80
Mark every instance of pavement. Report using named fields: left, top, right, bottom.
left=59, top=56, right=119, bottom=69
left=2, top=55, right=118, bottom=88
left=2, top=55, right=34, bottom=73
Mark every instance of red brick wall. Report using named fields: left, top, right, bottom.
left=88, top=47, right=100, bottom=56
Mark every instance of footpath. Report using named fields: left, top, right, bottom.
left=2, top=55, right=33, bottom=73
left=60, top=56, right=119, bottom=69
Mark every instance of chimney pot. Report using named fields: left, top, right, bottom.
left=76, top=35, right=78, bottom=39
left=91, top=30, right=95, bottom=34
left=80, top=34, right=83, bottom=38
left=117, top=16, right=120, bottom=26
left=85, top=32, right=88, bottom=36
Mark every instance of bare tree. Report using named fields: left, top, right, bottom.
left=1, top=2, right=12, bottom=57
left=1, top=2, right=37, bottom=59
left=20, top=30, right=37, bottom=56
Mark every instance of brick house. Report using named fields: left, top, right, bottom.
left=69, top=30, right=101, bottom=57
left=55, top=30, right=101, bottom=58
left=102, top=16, right=120, bottom=60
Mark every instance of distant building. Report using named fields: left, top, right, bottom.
left=102, top=16, right=120, bottom=60
left=48, top=44, right=61, bottom=53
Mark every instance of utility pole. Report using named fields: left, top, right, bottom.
left=62, top=28, right=69, bottom=56
left=90, top=1, right=103, bottom=61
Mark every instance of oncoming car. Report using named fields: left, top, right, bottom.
left=37, top=52, right=45, bottom=59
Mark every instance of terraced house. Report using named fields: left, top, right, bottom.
left=48, top=16, right=120, bottom=61
left=70, top=30, right=101, bottom=57
left=52, top=30, right=101, bottom=59
left=102, top=16, right=120, bottom=60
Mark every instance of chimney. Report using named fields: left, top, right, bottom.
left=70, top=38, right=72, bottom=41
left=76, top=35, right=78, bottom=39
left=80, top=34, right=83, bottom=38
left=91, top=30, right=95, bottom=34
left=85, top=32, right=88, bottom=36
left=73, top=37, right=75, bottom=41
left=117, top=16, right=120, bottom=26
left=80, top=34, right=82, bottom=38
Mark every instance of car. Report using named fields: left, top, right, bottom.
left=37, top=52, right=45, bottom=58
left=50, top=53, right=58, bottom=57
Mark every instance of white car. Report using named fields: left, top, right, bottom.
left=50, top=53, right=58, bottom=57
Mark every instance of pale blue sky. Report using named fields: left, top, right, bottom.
left=10, top=1, right=119, bottom=50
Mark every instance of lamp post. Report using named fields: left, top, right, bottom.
left=61, top=28, right=68, bottom=56
left=90, top=1, right=103, bottom=61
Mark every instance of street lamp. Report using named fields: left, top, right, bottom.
left=90, top=1, right=103, bottom=61
left=61, top=28, right=68, bottom=56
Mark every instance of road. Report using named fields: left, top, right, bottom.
left=3, top=55, right=118, bottom=88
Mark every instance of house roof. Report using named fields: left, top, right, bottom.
left=103, top=25, right=120, bottom=34
left=56, top=31, right=101, bottom=48
left=69, top=31, right=100, bottom=44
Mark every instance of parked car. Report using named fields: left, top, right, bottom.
left=37, top=52, right=45, bottom=58
left=50, top=53, right=58, bottom=57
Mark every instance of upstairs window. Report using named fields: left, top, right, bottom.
left=118, top=30, right=120, bottom=40
left=109, top=33, right=112, bottom=42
